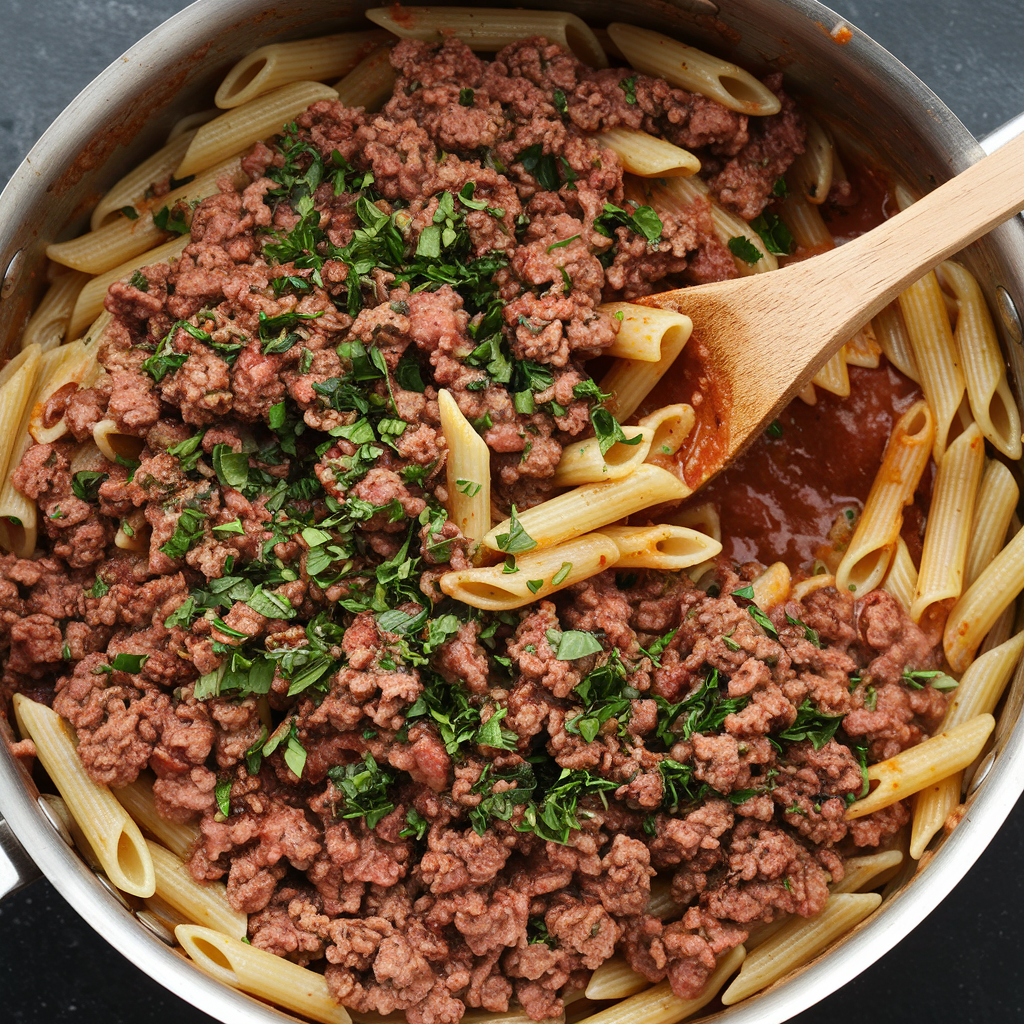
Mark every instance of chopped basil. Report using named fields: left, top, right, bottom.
left=159, top=507, right=208, bottom=560
left=553, top=630, right=603, bottom=661
left=214, top=778, right=232, bottom=818
left=494, top=505, right=537, bottom=554
left=526, top=579, right=544, bottom=594
left=100, top=652, right=149, bottom=674
left=327, top=753, right=396, bottom=829
left=456, top=479, right=481, bottom=497
left=766, top=419, right=783, bottom=438
left=399, top=808, right=430, bottom=840
left=459, top=87, right=475, bottom=106
left=166, top=431, right=205, bottom=471
left=211, top=444, right=250, bottom=489
left=212, top=518, right=246, bottom=535
left=71, top=471, right=108, bottom=503
left=552, top=89, right=568, bottom=115
left=727, top=235, right=763, bottom=264
left=120, top=205, right=139, bottom=220
left=785, top=612, right=822, bottom=648
left=618, top=75, right=638, bottom=104
left=551, top=562, right=572, bottom=586
left=128, top=269, right=149, bottom=291
left=751, top=212, right=795, bottom=256
left=774, top=699, right=844, bottom=750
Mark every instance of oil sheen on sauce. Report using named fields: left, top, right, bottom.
left=649, top=165, right=926, bottom=569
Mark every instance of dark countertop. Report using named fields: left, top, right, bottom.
left=2, top=2, right=1024, bottom=1022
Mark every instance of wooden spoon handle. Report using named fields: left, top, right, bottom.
left=795, top=127, right=1024, bottom=346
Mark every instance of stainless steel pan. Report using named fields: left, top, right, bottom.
left=1, top=3, right=1023, bottom=1022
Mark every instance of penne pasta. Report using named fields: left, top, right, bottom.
left=47, top=156, right=246, bottom=275
left=175, top=81, right=340, bottom=179
left=750, top=561, right=791, bottom=608
left=646, top=877, right=681, bottom=921
left=647, top=176, right=777, bottom=275
left=786, top=114, right=833, bottom=204
left=20, top=270, right=89, bottom=350
left=600, top=321, right=693, bottom=422
left=551, top=426, right=653, bottom=487
left=13, top=695, right=155, bottom=898
left=0, top=344, right=81, bottom=556
left=92, top=417, right=146, bottom=463
left=215, top=30, right=389, bottom=108
left=68, top=234, right=191, bottom=339
left=835, top=401, right=934, bottom=596
left=596, top=127, right=699, bottom=177
left=0, top=345, right=42, bottom=488
left=910, top=423, right=985, bottom=625
left=440, top=533, right=620, bottom=610
left=607, top=22, right=780, bottom=114
left=115, top=775, right=200, bottom=861
left=937, top=260, right=1022, bottom=459
left=899, top=270, right=966, bottom=464
left=366, top=7, right=608, bottom=67
left=175, top=925, right=352, bottom=1024
left=842, top=324, right=882, bottom=369
left=333, top=45, right=398, bottom=110
left=578, top=944, right=746, bottom=1024
left=584, top=957, right=650, bottom=1000
left=89, top=131, right=195, bottom=231
left=637, top=404, right=695, bottom=461
left=880, top=536, right=918, bottom=613
left=482, top=465, right=690, bottom=554
left=831, top=849, right=904, bottom=894
left=167, top=108, right=219, bottom=142
left=721, top=895, right=880, bottom=1004
left=438, top=389, right=491, bottom=544
left=600, top=303, right=692, bottom=363
left=28, top=341, right=100, bottom=445
left=790, top=573, right=837, bottom=603
left=964, top=459, right=1018, bottom=590
left=777, top=190, right=833, bottom=250
left=148, top=840, right=247, bottom=938
left=910, top=632, right=1024, bottom=858
left=944, top=522, right=1024, bottom=673
left=596, top=524, right=721, bottom=570
left=872, top=301, right=921, bottom=382
left=845, top=714, right=995, bottom=820
left=661, top=502, right=721, bottom=541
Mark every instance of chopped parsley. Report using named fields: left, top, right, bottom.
left=727, top=235, right=763, bottom=264
left=327, top=753, right=396, bottom=829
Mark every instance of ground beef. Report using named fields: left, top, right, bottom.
left=0, top=30, right=947, bottom=1024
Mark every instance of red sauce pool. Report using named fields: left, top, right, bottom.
left=646, top=164, right=930, bottom=569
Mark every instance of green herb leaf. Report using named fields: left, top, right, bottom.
left=494, top=505, right=537, bottom=554
left=327, top=752, right=396, bottom=829
left=751, top=212, right=795, bottom=256
left=71, top=471, right=108, bottom=503
left=211, top=444, right=250, bottom=489
left=215, top=778, right=232, bottom=818
left=727, top=235, right=763, bottom=264
left=554, top=630, right=603, bottom=661
left=159, top=507, right=208, bottom=560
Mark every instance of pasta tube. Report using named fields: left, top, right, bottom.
left=20, top=271, right=88, bottom=350
left=89, top=131, right=195, bottom=231
left=115, top=776, right=200, bottom=861
left=910, top=423, right=985, bottom=624
left=577, top=944, right=746, bottom=1024
left=872, top=301, right=921, bottom=382
left=835, top=401, right=934, bottom=596
left=648, top=176, right=776, bottom=275
left=69, top=234, right=191, bottom=338
left=910, top=632, right=1024, bottom=859
left=845, top=714, right=995, bottom=820
left=438, top=389, right=491, bottom=544
left=880, top=536, right=918, bottom=613
left=13, top=695, right=155, bottom=898
left=964, top=460, right=1019, bottom=589
left=786, top=114, right=833, bottom=204
left=638, top=404, right=695, bottom=460
left=721, top=895, right=880, bottom=1004
left=662, top=502, right=720, bottom=541
left=646, top=877, right=680, bottom=921
left=440, top=534, right=620, bottom=611
left=0, top=345, right=42, bottom=488
left=600, top=303, right=692, bottom=363
left=175, top=81, right=340, bottom=178
left=334, top=46, right=398, bottom=111
left=148, top=841, right=247, bottom=938
left=47, top=156, right=245, bottom=275
left=596, top=525, right=721, bottom=570
left=215, top=30, right=389, bottom=108
left=600, top=321, right=692, bottom=421
left=92, top=417, right=146, bottom=463
left=551, top=426, right=653, bottom=487
left=607, top=22, right=780, bottom=114
left=175, top=926, right=352, bottom=1024
left=29, top=341, right=102, bottom=444
left=937, top=260, right=1022, bottom=459
left=750, top=561, right=791, bottom=609
left=842, top=324, right=882, bottom=369
left=899, top=270, right=966, bottom=464
left=944, top=522, right=1024, bottom=673
left=366, top=7, right=608, bottom=68
left=831, top=849, right=904, bottom=894
left=482, top=465, right=690, bottom=554
left=596, top=127, right=699, bottom=177
left=585, top=957, right=650, bottom=1000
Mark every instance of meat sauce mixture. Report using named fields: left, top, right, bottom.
left=1, top=37, right=948, bottom=1024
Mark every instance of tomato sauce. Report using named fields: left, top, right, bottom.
left=647, top=164, right=930, bottom=569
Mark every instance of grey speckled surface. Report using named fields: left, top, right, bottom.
left=2, top=2, right=1024, bottom=1023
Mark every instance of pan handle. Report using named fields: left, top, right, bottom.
left=982, top=111, right=1024, bottom=154
left=0, top=811, right=41, bottom=901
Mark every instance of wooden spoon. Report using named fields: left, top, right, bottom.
left=638, top=129, right=1024, bottom=490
